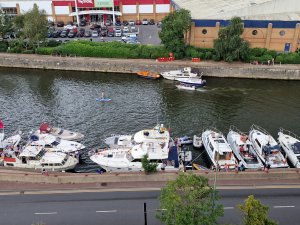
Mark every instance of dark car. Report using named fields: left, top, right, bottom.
left=84, top=30, right=92, bottom=37
left=115, top=21, right=122, bottom=26
left=149, top=19, right=155, bottom=25
left=107, top=27, right=114, bottom=37
left=90, top=23, right=101, bottom=30
left=77, top=28, right=85, bottom=37
left=57, top=21, right=65, bottom=27
left=47, top=31, right=53, bottom=38
left=68, top=30, right=77, bottom=38
left=52, top=29, right=62, bottom=38
left=135, top=20, right=142, bottom=25
left=123, top=20, right=129, bottom=26
left=79, top=20, right=87, bottom=26
left=100, top=26, right=108, bottom=36
left=60, top=29, right=70, bottom=38
left=66, top=21, right=73, bottom=26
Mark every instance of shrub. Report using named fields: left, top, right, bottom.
left=46, top=39, right=61, bottom=47
left=249, top=47, right=267, bottom=57
left=21, top=50, right=34, bottom=54
left=275, top=55, right=283, bottom=63
left=141, top=154, right=157, bottom=174
left=0, top=41, right=8, bottom=52
left=36, top=47, right=54, bottom=55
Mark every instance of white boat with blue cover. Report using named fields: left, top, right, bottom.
left=249, top=124, right=288, bottom=168
left=176, top=83, right=196, bottom=91
left=176, top=77, right=206, bottom=87
left=227, top=126, right=263, bottom=170
left=278, top=128, right=300, bottom=168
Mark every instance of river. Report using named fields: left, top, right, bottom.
left=1, top=67, right=299, bottom=172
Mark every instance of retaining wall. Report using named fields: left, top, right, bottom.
left=0, top=53, right=300, bottom=80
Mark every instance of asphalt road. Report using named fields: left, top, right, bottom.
left=0, top=188, right=299, bottom=225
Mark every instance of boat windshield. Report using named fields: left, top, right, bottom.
left=292, top=142, right=300, bottom=154
left=51, top=137, right=61, bottom=146
left=36, top=149, right=46, bottom=160
left=215, top=152, right=232, bottom=161
left=263, top=145, right=280, bottom=155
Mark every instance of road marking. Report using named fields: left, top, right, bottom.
left=224, top=207, right=234, bottom=210
left=273, top=206, right=295, bottom=208
left=96, top=210, right=117, bottom=213
left=34, top=212, right=57, bottom=215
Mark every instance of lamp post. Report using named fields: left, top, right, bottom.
left=74, top=0, right=80, bottom=23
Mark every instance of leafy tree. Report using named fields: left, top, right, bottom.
left=159, top=9, right=192, bottom=58
left=238, top=195, right=278, bottom=225
left=214, top=17, right=250, bottom=62
left=141, top=154, right=158, bottom=174
left=22, top=5, right=48, bottom=49
left=0, top=9, right=14, bottom=38
left=157, top=173, right=223, bottom=225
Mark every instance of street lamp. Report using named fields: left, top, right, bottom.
left=74, top=0, right=80, bottom=24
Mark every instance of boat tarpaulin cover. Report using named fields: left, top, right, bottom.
left=168, top=146, right=179, bottom=168
left=40, top=122, right=51, bottom=133
left=0, top=120, right=4, bottom=129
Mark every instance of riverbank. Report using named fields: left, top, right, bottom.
left=1, top=168, right=300, bottom=193
left=0, top=53, right=300, bottom=80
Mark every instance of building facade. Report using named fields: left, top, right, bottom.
left=0, top=0, right=171, bottom=24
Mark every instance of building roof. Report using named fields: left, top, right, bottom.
left=173, top=0, right=300, bottom=21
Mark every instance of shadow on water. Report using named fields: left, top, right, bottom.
left=1, top=67, right=300, bottom=172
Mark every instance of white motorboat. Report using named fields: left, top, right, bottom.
left=202, top=128, right=236, bottom=170
left=278, top=128, right=300, bottom=168
left=90, top=124, right=191, bottom=172
left=0, top=131, right=22, bottom=150
left=227, top=126, right=263, bottom=170
left=176, top=83, right=196, bottom=91
left=104, top=134, right=134, bottom=148
left=176, top=136, right=193, bottom=146
left=3, top=144, right=78, bottom=171
left=38, top=122, right=84, bottom=141
left=176, top=77, right=206, bottom=87
left=160, top=67, right=199, bottom=80
left=193, top=135, right=203, bottom=148
left=249, top=125, right=288, bottom=168
left=29, top=132, right=85, bottom=153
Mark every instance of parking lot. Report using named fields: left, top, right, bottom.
left=48, top=23, right=161, bottom=45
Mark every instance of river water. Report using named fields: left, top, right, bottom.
left=1, top=67, right=300, bottom=172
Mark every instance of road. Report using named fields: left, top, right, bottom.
left=0, top=188, right=299, bottom=225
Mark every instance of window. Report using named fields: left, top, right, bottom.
left=252, top=30, right=258, bottom=35
left=255, top=139, right=261, bottom=148
left=202, top=29, right=207, bottom=34
left=279, top=30, right=285, bottom=36
left=2, top=7, right=17, bottom=16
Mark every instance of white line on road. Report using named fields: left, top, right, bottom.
left=273, top=206, right=295, bottom=208
left=34, top=212, right=57, bottom=215
left=96, top=210, right=117, bottom=213
left=224, top=207, right=234, bottom=210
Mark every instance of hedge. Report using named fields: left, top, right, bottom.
left=0, top=41, right=8, bottom=52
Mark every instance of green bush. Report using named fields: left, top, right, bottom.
left=46, top=39, right=61, bottom=47
left=275, top=55, right=283, bottom=63
left=21, top=50, right=34, bottom=54
left=7, top=47, right=22, bottom=53
left=141, top=154, right=158, bottom=174
left=0, top=41, right=8, bottom=52
left=249, top=47, right=267, bottom=57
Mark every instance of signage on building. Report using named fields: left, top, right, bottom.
left=76, top=0, right=95, bottom=8
left=94, top=0, right=114, bottom=8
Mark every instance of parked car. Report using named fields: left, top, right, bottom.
left=101, top=26, right=108, bottom=36
left=60, top=29, right=70, bottom=38
left=52, top=30, right=62, bottom=38
left=115, top=28, right=122, bottom=37
left=129, top=20, right=135, bottom=26
left=142, top=19, right=148, bottom=25
left=66, top=21, right=73, bottom=26
left=68, top=30, right=77, bottom=38
left=77, top=28, right=85, bottom=37
left=157, top=21, right=162, bottom=28
left=107, top=27, right=114, bottom=37
left=57, top=21, right=65, bottom=27
left=123, top=20, right=129, bottom=26
left=123, top=26, right=129, bottom=33
left=79, top=20, right=87, bottom=26
left=47, top=31, right=53, bottom=38
left=105, top=20, right=111, bottom=26
left=91, top=30, right=99, bottom=37
left=149, top=19, right=155, bottom=25
left=136, top=20, right=142, bottom=25
left=90, top=23, right=100, bottom=30
left=115, top=21, right=122, bottom=26
left=84, top=30, right=92, bottom=37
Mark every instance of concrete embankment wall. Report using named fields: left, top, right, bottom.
left=0, top=53, right=300, bottom=80
left=0, top=169, right=299, bottom=184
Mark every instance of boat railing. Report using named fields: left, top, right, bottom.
left=279, top=128, right=300, bottom=141
left=250, top=124, right=272, bottom=136
left=202, top=126, right=223, bottom=137
left=229, top=125, right=247, bottom=136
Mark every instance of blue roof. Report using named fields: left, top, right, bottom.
left=193, top=19, right=300, bottom=28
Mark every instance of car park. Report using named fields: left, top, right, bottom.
left=142, top=19, right=148, bottom=25
left=136, top=20, right=142, bottom=25
left=68, top=30, right=77, bottom=38
left=115, top=21, right=122, bottom=26
left=84, top=30, right=92, bottom=37
left=91, top=30, right=99, bottom=37
left=105, top=20, right=111, bottom=26
left=77, top=28, right=85, bottom=37
left=79, top=20, right=87, bottom=26
left=149, top=19, right=155, bottom=25
left=129, top=20, right=135, bottom=26
left=115, top=28, right=122, bottom=37
left=57, top=21, right=65, bottom=27
left=60, top=29, right=70, bottom=38
left=100, top=26, right=108, bottom=36
left=52, top=30, right=62, bottom=38
left=107, top=27, right=114, bottom=37
left=123, top=20, right=129, bottom=26
left=123, top=26, right=129, bottom=33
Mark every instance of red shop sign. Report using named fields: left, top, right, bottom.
left=76, top=0, right=95, bottom=8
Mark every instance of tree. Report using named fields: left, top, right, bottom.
left=238, top=195, right=278, bottom=225
left=141, top=154, right=158, bottom=174
left=214, top=17, right=250, bottom=62
left=0, top=9, right=13, bottom=38
left=159, top=9, right=192, bottom=58
left=22, top=5, right=48, bottom=49
left=157, top=173, right=223, bottom=225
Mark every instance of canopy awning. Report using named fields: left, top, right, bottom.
left=69, top=10, right=122, bottom=17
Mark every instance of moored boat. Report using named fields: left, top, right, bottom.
left=249, top=124, right=288, bottom=168
left=175, top=83, right=196, bottom=91
left=176, top=77, right=206, bottom=87
left=176, top=136, right=193, bottom=146
left=193, top=135, right=203, bottom=148
left=227, top=126, right=263, bottom=170
left=160, top=67, right=199, bottom=80
left=137, top=71, right=160, bottom=79
left=278, top=128, right=300, bottom=168
left=202, top=127, right=236, bottom=170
